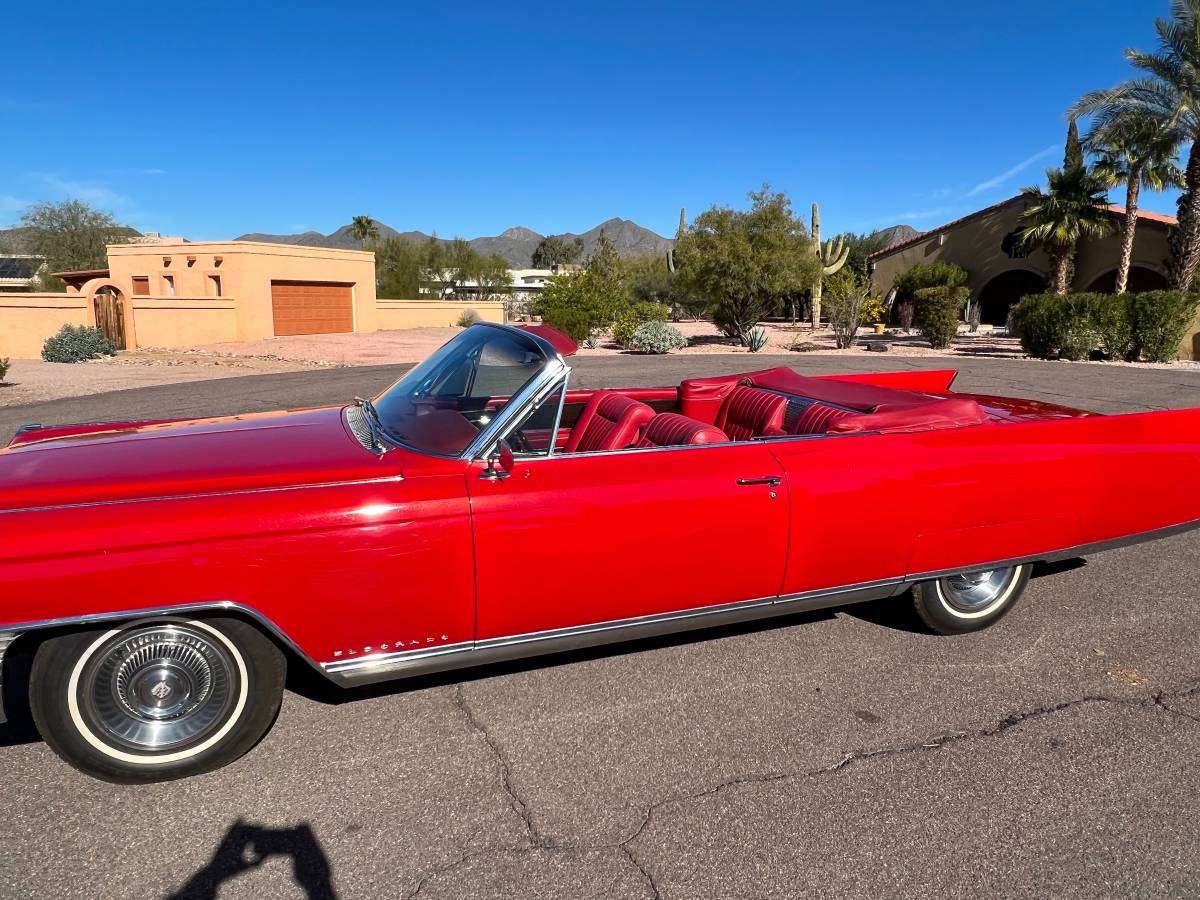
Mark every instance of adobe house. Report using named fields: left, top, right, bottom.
left=866, top=196, right=1192, bottom=356
left=0, top=239, right=504, bottom=357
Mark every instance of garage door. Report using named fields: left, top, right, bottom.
left=270, top=281, right=354, bottom=336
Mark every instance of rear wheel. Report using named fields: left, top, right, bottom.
left=30, top=617, right=285, bottom=783
left=912, top=564, right=1031, bottom=634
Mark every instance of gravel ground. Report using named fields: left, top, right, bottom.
left=1, top=356, right=1199, bottom=899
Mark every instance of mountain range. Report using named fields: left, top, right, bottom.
left=234, top=217, right=675, bottom=267
left=1, top=218, right=922, bottom=268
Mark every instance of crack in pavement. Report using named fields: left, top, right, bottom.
left=408, top=680, right=1200, bottom=899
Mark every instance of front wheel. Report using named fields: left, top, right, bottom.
left=30, top=617, right=285, bottom=783
left=912, top=564, right=1031, bottom=635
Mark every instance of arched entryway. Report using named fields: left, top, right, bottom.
left=82, top=279, right=133, bottom=350
left=1084, top=266, right=1169, bottom=294
left=976, top=270, right=1047, bottom=326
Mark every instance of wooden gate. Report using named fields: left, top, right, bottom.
left=93, top=288, right=127, bottom=350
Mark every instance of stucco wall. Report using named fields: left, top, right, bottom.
left=376, top=299, right=506, bottom=329
left=131, top=299, right=238, bottom=347
left=0, top=295, right=89, bottom=358
left=107, top=241, right=377, bottom=341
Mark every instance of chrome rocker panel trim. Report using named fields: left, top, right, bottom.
left=323, top=577, right=907, bottom=687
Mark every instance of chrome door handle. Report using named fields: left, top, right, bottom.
left=736, top=476, right=781, bottom=487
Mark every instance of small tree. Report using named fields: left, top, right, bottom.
left=824, top=268, right=868, bottom=349
left=535, top=269, right=625, bottom=341
left=531, top=235, right=584, bottom=268
left=21, top=200, right=130, bottom=289
left=673, top=186, right=818, bottom=344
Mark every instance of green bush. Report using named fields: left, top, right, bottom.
left=913, top=286, right=967, bottom=349
left=1012, top=291, right=1200, bottom=362
left=610, top=301, right=670, bottom=348
left=41, top=325, right=116, bottom=363
left=455, top=308, right=481, bottom=328
left=629, top=321, right=688, bottom=354
left=0, top=357, right=9, bottom=381
left=1131, top=291, right=1200, bottom=363
left=539, top=308, right=592, bottom=342
left=535, top=269, right=625, bottom=340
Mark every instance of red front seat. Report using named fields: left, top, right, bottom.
left=634, top=413, right=729, bottom=447
left=564, top=391, right=655, bottom=453
left=714, top=386, right=787, bottom=440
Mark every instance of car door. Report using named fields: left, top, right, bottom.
left=466, top=442, right=790, bottom=640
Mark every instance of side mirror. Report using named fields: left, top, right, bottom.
left=479, top=440, right=515, bottom=481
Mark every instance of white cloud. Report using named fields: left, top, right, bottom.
left=37, top=174, right=129, bottom=208
left=966, top=145, right=1058, bottom=198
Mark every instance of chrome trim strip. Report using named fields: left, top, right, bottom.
left=905, top=516, right=1200, bottom=583
left=0, top=601, right=329, bottom=679
left=323, top=576, right=905, bottom=686
left=546, top=370, right=570, bottom=458
left=0, top=474, right=405, bottom=517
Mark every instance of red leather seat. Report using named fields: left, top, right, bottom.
left=634, top=414, right=729, bottom=447
left=563, top=391, right=655, bottom=453
left=714, top=386, right=787, bottom=440
left=790, top=402, right=857, bottom=435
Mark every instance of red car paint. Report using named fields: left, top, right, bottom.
left=2, top=332, right=1198, bottom=684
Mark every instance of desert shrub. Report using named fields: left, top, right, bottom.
left=0, top=357, right=9, bottom=381
left=629, top=320, right=688, bottom=354
left=41, top=325, right=116, bottom=363
left=1131, top=291, right=1200, bottom=363
left=746, top=326, right=769, bottom=352
left=611, top=301, right=670, bottom=347
left=913, top=286, right=968, bottom=349
left=582, top=331, right=600, bottom=350
left=859, top=295, right=888, bottom=327
left=826, top=271, right=868, bottom=349
left=539, top=308, right=592, bottom=342
left=896, top=298, right=915, bottom=331
left=536, top=269, right=625, bottom=340
left=1010, top=293, right=1062, bottom=358
left=455, top=308, right=481, bottom=328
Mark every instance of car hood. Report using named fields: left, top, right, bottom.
left=0, top=406, right=403, bottom=512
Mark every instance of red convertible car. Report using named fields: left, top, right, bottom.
left=2, top=322, right=1198, bottom=781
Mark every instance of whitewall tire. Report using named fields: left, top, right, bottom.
left=912, top=564, right=1032, bottom=634
left=30, top=617, right=285, bottom=783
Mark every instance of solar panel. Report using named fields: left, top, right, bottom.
left=0, top=257, right=41, bottom=278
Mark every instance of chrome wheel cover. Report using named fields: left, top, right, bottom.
left=937, top=567, right=1020, bottom=615
left=78, top=624, right=238, bottom=753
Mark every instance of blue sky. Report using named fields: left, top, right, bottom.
left=0, top=0, right=1177, bottom=241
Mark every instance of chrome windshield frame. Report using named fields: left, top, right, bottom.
left=459, top=324, right=572, bottom=461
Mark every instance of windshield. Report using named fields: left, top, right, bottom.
left=371, top=325, right=551, bottom=456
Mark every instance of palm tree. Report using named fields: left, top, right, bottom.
left=1018, top=165, right=1115, bottom=295
left=1069, top=0, right=1200, bottom=290
left=348, top=215, right=380, bottom=248
left=1086, top=109, right=1182, bottom=293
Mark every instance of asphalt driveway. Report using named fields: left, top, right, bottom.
left=2, top=354, right=1199, bottom=899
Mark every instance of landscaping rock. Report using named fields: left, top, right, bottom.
left=866, top=342, right=890, bottom=352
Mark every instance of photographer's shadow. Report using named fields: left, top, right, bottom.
left=166, top=819, right=336, bottom=899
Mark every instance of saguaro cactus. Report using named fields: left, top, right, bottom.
left=666, top=207, right=685, bottom=274
left=811, top=202, right=849, bottom=328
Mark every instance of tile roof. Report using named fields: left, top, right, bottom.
left=868, top=196, right=1179, bottom=261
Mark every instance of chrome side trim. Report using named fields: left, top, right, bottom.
left=0, top=631, right=18, bottom=723
left=323, top=576, right=905, bottom=687
left=905, top=516, right=1200, bottom=583
left=0, top=474, right=405, bottom=517
left=0, top=601, right=329, bottom=679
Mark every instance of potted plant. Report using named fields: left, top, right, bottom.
left=860, top=295, right=888, bottom=334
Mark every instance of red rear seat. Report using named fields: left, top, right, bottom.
left=564, top=391, right=655, bottom=453
left=790, top=402, right=857, bottom=435
left=635, top=414, right=729, bottom=447
left=714, top=386, right=787, bottom=440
